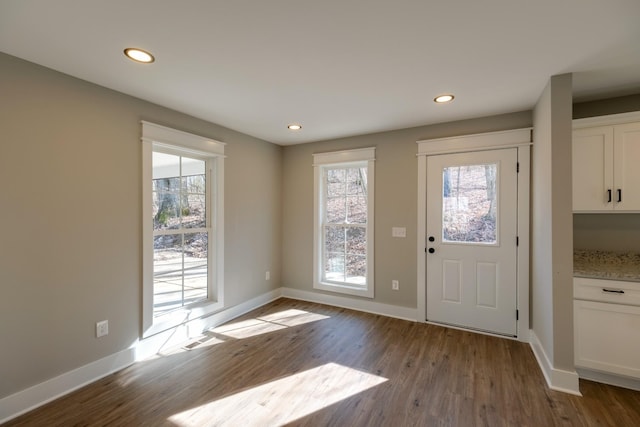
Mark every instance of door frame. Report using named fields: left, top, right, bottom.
left=416, top=128, right=532, bottom=342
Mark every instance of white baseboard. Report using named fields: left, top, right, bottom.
left=0, top=288, right=283, bottom=424
left=281, top=287, right=418, bottom=322
left=576, top=368, right=640, bottom=391
left=0, top=348, right=136, bottom=424
left=529, top=329, right=581, bottom=395
left=135, top=288, right=283, bottom=360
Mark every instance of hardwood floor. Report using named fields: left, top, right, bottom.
left=5, top=298, right=640, bottom=426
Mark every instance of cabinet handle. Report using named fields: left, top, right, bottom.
left=602, top=288, right=624, bottom=294
left=617, top=189, right=622, bottom=203
left=607, top=189, right=612, bottom=203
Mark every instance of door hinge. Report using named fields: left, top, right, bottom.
left=516, top=310, right=519, bottom=320
left=517, top=162, right=520, bottom=173
left=516, top=236, right=519, bottom=246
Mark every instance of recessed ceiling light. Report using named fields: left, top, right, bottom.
left=434, top=94, right=455, bottom=103
left=288, top=124, right=302, bottom=130
left=124, top=48, right=155, bottom=63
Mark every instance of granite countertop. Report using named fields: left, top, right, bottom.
left=574, top=249, right=640, bottom=282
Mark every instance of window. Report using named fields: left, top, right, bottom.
left=142, top=122, right=224, bottom=337
left=313, top=148, right=375, bottom=298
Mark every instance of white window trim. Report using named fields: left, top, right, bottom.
left=141, top=121, right=225, bottom=338
left=313, top=147, right=375, bottom=298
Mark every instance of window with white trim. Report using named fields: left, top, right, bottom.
left=313, top=148, right=375, bottom=298
left=142, top=122, right=224, bottom=337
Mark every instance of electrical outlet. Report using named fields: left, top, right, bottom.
left=392, top=280, right=399, bottom=290
left=392, top=227, right=406, bottom=238
left=265, top=271, right=270, bottom=281
left=96, top=320, right=109, bottom=338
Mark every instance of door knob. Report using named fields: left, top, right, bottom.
left=428, top=248, right=435, bottom=254
left=428, top=236, right=435, bottom=242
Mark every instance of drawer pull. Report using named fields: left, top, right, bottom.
left=602, top=288, right=625, bottom=294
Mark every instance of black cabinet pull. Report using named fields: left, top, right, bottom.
left=602, top=288, right=624, bottom=294
left=607, top=189, right=612, bottom=203
left=617, top=189, right=622, bottom=203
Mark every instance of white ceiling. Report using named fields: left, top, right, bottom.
left=1, top=0, right=639, bottom=145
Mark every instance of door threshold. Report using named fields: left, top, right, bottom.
left=426, top=320, right=518, bottom=340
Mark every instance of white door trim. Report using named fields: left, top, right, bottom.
left=416, top=128, right=531, bottom=342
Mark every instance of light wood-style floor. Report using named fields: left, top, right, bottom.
left=6, top=298, right=640, bottom=426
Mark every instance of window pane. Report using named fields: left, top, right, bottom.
left=183, top=232, right=208, bottom=305
left=181, top=159, right=206, bottom=230
left=183, top=194, right=206, bottom=228
left=345, top=227, right=366, bottom=255
left=153, top=174, right=181, bottom=230
left=442, top=164, right=497, bottom=243
left=153, top=234, right=184, bottom=317
left=183, top=175, right=205, bottom=194
left=153, top=232, right=208, bottom=318
left=346, top=255, right=366, bottom=284
left=153, top=152, right=180, bottom=179
left=324, top=224, right=345, bottom=282
left=325, top=226, right=345, bottom=253
left=326, top=196, right=346, bottom=223
left=326, top=169, right=346, bottom=197
left=325, top=253, right=345, bottom=282
left=181, top=157, right=205, bottom=177
left=347, top=168, right=366, bottom=195
left=346, top=195, right=367, bottom=223
left=153, top=153, right=207, bottom=231
left=324, top=226, right=366, bottom=285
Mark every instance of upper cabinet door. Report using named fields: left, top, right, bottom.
left=613, top=122, right=640, bottom=211
left=573, top=126, right=614, bottom=211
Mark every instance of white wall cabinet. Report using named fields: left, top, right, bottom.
left=573, top=120, right=640, bottom=212
left=574, top=278, right=640, bottom=381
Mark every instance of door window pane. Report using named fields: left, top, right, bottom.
left=442, top=164, right=497, bottom=243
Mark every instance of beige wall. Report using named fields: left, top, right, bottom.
left=282, top=112, right=532, bottom=309
left=0, top=52, right=282, bottom=399
left=574, top=94, right=640, bottom=119
left=574, top=214, right=640, bottom=252
left=531, top=74, right=574, bottom=371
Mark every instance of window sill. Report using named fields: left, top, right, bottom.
left=142, top=300, right=224, bottom=339
left=314, top=281, right=374, bottom=299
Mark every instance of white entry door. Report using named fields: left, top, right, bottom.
left=426, top=148, right=518, bottom=336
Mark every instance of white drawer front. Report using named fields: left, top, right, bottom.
left=574, top=300, right=640, bottom=379
left=574, top=277, right=640, bottom=306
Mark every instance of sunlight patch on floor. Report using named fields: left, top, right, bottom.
left=143, top=308, right=332, bottom=362
left=257, top=308, right=331, bottom=327
left=210, top=308, right=331, bottom=340
left=168, top=362, right=387, bottom=426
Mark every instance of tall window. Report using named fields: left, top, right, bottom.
left=313, top=148, right=375, bottom=298
left=152, top=152, right=209, bottom=317
left=142, top=122, right=224, bottom=337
